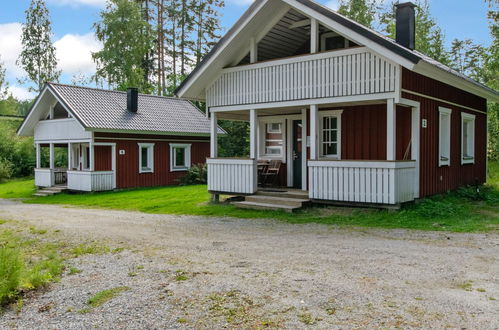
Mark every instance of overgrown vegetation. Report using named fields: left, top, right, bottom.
left=0, top=119, right=35, bottom=181
left=179, top=163, right=207, bottom=185
left=87, top=286, right=130, bottom=308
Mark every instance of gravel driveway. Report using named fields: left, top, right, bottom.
left=0, top=199, right=498, bottom=329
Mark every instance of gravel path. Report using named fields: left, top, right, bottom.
left=0, top=199, right=498, bottom=329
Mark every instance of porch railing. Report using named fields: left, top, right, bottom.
left=34, top=168, right=53, bottom=187
left=207, top=158, right=257, bottom=194
left=67, top=171, right=115, bottom=192
left=308, top=160, right=416, bottom=204
left=206, top=47, right=398, bottom=108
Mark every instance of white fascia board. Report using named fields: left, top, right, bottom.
left=413, top=61, right=499, bottom=103
left=282, top=0, right=417, bottom=70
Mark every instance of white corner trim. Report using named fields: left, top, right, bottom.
left=138, top=143, right=155, bottom=173
left=170, top=143, right=192, bottom=172
left=461, top=112, right=476, bottom=165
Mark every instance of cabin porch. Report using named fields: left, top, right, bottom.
left=208, top=98, right=420, bottom=208
left=34, top=141, right=116, bottom=192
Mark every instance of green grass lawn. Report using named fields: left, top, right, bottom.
left=0, top=165, right=498, bottom=233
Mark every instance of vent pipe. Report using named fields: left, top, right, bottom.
left=395, top=2, right=416, bottom=50
left=127, top=88, right=138, bottom=113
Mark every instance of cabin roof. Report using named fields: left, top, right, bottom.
left=18, top=83, right=223, bottom=137
left=175, top=0, right=498, bottom=102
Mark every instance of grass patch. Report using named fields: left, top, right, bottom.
left=68, top=267, right=82, bottom=275
left=1, top=162, right=498, bottom=233
left=0, top=221, right=65, bottom=306
left=0, top=178, right=35, bottom=199
left=87, top=286, right=130, bottom=308
left=69, top=243, right=110, bottom=257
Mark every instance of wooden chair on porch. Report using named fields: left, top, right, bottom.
left=260, top=160, right=282, bottom=187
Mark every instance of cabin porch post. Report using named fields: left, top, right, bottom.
left=35, top=143, right=41, bottom=169
left=310, top=104, right=318, bottom=160
left=386, top=99, right=396, bottom=161
left=89, top=141, right=95, bottom=171
left=249, top=109, right=257, bottom=159
left=49, top=143, right=55, bottom=169
left=67, top=143, right=72, bottom=170
left=210, top=111, right=219, bottom=202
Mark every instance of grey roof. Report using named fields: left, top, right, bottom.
left=176, top=0, right=498, bottom=99
left=48, top=83, right=221, bottom=135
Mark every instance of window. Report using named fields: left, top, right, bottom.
left=438, top=107, right=452, bottom=167
left=170, top=144, right=191, bottom=171
left=138, top=143, right=154, bottom=173
left=319, top=110, right=342, bottom=158
left=260, top=121, right=284, bottom=158
left=81, top=145, right=90, bottom=170
left=461, top=113, right=475, bottom=164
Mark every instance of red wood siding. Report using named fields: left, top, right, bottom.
left=402, top=70, right=487, bottom=198
left=94, top=135, right=210, bottom=189
left=94, top=146, right=112, bottom=171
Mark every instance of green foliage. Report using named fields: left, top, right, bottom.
left=179, top=163, right=207, bottom=185
left=218, top=120, right=249, bottom=157
left=0, top=119, right=36, bottom=178
left=0, top=178, right=36, bottom=198
left=0, top=96, right=32, bottom=117
left=0, top=157, right=13, bottom=182
left=0, top=247, right=23, bottom=305
left=17, top=0, right=60, bottom=92
left=0, top=55, right=8, bottom=100
left=87, top=286, right=130, bottom=308
left=338, top=0, right=378, bottom=28
left=92, top=0, right=155, bottom=93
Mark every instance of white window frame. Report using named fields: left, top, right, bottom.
left=170, top=143, right=191, bottom=172
left=82, top=144, right=90, bottom=170
left=438, top=107, right=452, bottom=167
left=258, top=118, right=286, bottom=160
left=266, top=122, right=282, bottom=134
left=138, top=143, right=154, bottom=173
left=461, top=112, right=475, bottom=165
left=319, top=110, right=342, bottom=159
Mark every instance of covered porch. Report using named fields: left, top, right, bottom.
left=208, top=98, right=420, bottom=207
left=34, top=141, right=116, bottom=192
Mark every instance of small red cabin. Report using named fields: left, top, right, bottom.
left=18, top=83, right=222, bottom=191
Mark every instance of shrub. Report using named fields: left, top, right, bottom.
left=0, top=247, right=23, bottom=305
left=179, top=163, right=207, bottom=185
left=0, top=157, right=13, bottom=182
left=455, top=185, right=498, bottom=203
left=414, top=198, right=465, bottom=219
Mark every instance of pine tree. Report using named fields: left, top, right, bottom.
left=0, top=56, right=8, bottom=100
left=92, top=0, right=155, bottom=92
left=191, top=0, right=223, bottom=65
left=337, top=0, right=378, bottom=28
left=17, top=0, right=60, bottom=93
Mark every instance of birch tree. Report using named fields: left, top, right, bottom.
left=17, top=0, right=60, bottom=92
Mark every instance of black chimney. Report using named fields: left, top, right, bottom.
left=127, top=88, right=138, bottom=113
left=395, top=2, right=416, bottom=50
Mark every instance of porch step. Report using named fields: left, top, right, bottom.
left=233, top=201, right=299, bottom=213
left=34, top=186, right=67, bottom=197
left=256, top=189, right=309, bottom=200
left=245, top=195, right=309, bottom=208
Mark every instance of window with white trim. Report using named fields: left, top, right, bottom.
left=138, top=143, right=154, bottom=173
left=461, top=113, right=475, bottom=164
left=319, top=110, right=342, bottom=158
left=438, top=107, right=452, bottom=167
left=259, top=120, right=284, bottom=158
left=170, top=144, right=191, bottom=171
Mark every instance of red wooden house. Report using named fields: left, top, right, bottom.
left=176, top=0, right=499, bottom=210
left=18, top=83, right=221, bottom=192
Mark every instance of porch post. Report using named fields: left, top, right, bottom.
left=67, top=143, right=72, bottom=170
left=89, top=141, right=95, bottom=171
left=249, top=109, right=257, bottom=159
left=310, top=105, right=318, bottom=160
left=386, top=99, right=396, bottom=161
left=301, top=108, right=308, bottom=191
left=210, top=111, right=218, bottom=158
left=310, top=18, right=319, bottom=53
left=49, top=143, right=55, bottom=169
left=250, top=37, right=258, bottom=64
left=35, top=143, right=41, bottom=168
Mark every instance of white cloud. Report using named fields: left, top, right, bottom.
left=0, top=23, right=24, bottom=78
left=54, top=33, right=102, bottom=76
left=228, top=0, right=254, bottom=6
left=48, top=0, right=107, bottom=8
left=9, top=85, right=35, bottom=101
left=324, top=0, right=340, bottom=10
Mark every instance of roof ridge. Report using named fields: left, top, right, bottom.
left=48, top=82, right=190, bottom=102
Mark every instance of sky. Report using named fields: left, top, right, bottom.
left=0, top=0, right=492, bottom=100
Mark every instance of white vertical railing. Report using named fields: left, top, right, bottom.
left=67, top=171, right=115, bottom=192
left=207, top=47, right=398, bottom=108
left=308, top=160, right=416, bottom=204
left=35, top=169, right=54, bottom=187
left=207, top=158, right=257, bottom=194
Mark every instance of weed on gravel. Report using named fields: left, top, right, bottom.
left=87, top=286, right=130, bottom=308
